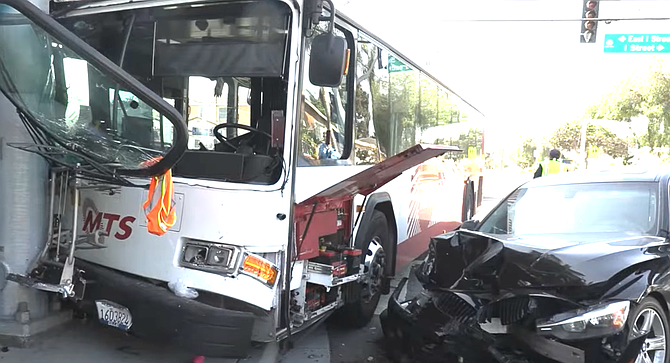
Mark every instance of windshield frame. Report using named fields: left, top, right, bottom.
left=477, top=180, right=662, bottom=237
left=0, top=0, right=188, bottom=178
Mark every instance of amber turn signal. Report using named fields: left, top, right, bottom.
left=242, top=254, right=278, bottom=286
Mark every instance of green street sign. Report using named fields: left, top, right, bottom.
left=604, top=34, right=670, bottom=53
left=388, top=55, right=412, bottom=73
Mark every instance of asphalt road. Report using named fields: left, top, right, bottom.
left=327, top=261, right=424, bottom=363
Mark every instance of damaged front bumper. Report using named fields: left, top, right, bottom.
left=379, top=279, right=646, bottom=363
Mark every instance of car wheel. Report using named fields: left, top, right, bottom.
left=338, top=211, right=388, bottom=328
left=631, top=297, right=669, bottom=363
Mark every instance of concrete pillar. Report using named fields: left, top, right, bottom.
left=0, top=0, right=72, bottom=347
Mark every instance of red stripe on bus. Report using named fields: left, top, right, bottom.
left=395, top=221, right=461, bottom=271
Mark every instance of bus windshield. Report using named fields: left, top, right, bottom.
left=55, top=0, right=292, bottom=184
left=0, top=4, right=186, bottom=174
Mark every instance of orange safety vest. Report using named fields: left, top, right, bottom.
left=142, top=159, right=176, bottom=236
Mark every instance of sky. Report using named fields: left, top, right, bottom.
left=333, top=0, right=670, bottom=152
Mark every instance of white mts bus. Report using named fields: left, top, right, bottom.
left=0, top=0, right=484, bottom=357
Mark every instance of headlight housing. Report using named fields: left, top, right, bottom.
left=536, top=301, right=630, bottom=340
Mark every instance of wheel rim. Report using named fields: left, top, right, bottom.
left=634, top=308, right=667, bottom=363
left=361, top=237, right=386, bottom=303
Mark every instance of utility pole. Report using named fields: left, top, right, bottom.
left=0, top=0, right=71, bottom=348
left=579, top=120, right=589, bottom=169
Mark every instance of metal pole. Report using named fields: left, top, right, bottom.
left=580, top=120, right=588, bottom=169
left=0, top=0, right=57, bottom=344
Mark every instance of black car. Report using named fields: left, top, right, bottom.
left=381, top=167, right=670, bottom=363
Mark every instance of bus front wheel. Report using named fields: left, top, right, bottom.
left=339, top=210, right=388, bottom=328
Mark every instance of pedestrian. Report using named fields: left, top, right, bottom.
left=534, top=148, right=565, bottom=178
left=317, top=130, right=332, bottom=160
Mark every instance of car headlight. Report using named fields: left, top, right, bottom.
left=536, top=301, right=630, bottom=340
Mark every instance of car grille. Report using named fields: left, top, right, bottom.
left=432, top=291, right=477, bottom=322
left=478, top=296, right=532, bottom=326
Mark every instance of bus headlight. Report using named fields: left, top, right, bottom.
left=180, top=240, right=238, bottom=273
left=180, top=240, right=278, bottom=287
left=207, top=246, right=232, bottom=266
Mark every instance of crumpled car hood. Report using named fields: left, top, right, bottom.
left=419, top=229, right=667, bottom=297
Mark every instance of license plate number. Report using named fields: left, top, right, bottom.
left=95, top=300, right=132, bottom=331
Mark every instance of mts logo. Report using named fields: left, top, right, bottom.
left=83, top=211, right=136, bottom=241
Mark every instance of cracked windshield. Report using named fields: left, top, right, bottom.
left=0, top=5, right=183, bottom=175
left=5, top=1, right=670, bottom=363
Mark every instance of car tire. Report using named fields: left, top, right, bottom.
left=629, top=296, right=670, bottom=363
left=337, top=210, right=389, bottom=328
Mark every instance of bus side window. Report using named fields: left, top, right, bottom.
left=353, top=37, right=385, bottom=165
left=299, top=25, right=352, bottom=165
left=354, top=34, right=421, bottom=165
left=354, top=33, right=480, bottom=167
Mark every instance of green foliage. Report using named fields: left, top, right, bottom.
left=300, top=123, right=319, bottom=159
left=588, top=60, right=670, bottom=150
left=549, top=120, right=629, bottom=159
left=434, top=128, right=482, bottom=161
left=516, top=138, right=537, bottom=168
left=355, top=82, right=370, bottom=139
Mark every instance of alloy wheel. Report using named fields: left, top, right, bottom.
left=634, top=308, right=667, bottom=363
left=361, top=237, right=386, bottom=303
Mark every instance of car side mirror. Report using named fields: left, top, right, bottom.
left=309, top=32, right=347, bottom=87
left=460, top=220, right=479, bottom=231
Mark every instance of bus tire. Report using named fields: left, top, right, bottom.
left=339, top=210, right=388, bottom=328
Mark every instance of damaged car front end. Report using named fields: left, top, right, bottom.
left=381, top=178, right=670, bottom=363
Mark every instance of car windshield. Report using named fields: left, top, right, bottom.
left=478, top=182, right=659, bottom=236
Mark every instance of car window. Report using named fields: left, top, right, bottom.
left=479, top=182, right=658, bottom=236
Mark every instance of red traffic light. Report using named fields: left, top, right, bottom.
left=586, top=1, right=598, bottom=10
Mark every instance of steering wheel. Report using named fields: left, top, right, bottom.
left=213, top=123, right=272, bottom=151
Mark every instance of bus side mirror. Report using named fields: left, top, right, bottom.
left=309, top=32, right=347, bottom=87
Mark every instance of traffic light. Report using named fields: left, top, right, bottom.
left=580, top=0, right=599, bottom=43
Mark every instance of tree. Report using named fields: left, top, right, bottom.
left=587, top=60, right=670, bottom=150
left=516, top=138, right=536, bottom=168
left=549, top=120, right=629, bottom=159
left=437, top=128, right=482, bottom=161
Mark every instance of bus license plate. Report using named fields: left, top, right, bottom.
left=95, top=300, right=133, bottom=331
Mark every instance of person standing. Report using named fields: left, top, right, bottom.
left=534, top=149, right=565, bottom=178
left=318, top=130, right=332, bottom=160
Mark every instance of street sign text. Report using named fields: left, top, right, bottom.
left=604, top=34, right=670, bottom=53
